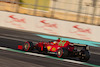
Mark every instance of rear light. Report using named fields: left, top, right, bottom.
left=18, top=45, right=23, bottom=50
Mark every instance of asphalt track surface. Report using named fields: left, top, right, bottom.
left=0, top=27, right=100, bottom=67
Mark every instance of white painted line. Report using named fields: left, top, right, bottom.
left=0, top=46, right=84, bottom=65
left=25, top=52, right=46, bottom=57
left=0, top=47, right=100, bottom=67
left=0, top=47, right=7, bottom=50
left=63, top=59, right=83, bottom=64
left=0, top=47, right=83, bottom=65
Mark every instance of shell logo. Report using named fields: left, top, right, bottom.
left=47, top=46, right=51, bottom=51
left=52, top=47, right=56, bottom=51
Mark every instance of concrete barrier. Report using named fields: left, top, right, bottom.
left=0, top=11, right=100, bottom=42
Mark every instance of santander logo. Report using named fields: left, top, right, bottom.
left=71, top=25, right=91, bottom=34
left=40, top=20, right=57, bottom=28
left=9, top=15, right=26, bottom=23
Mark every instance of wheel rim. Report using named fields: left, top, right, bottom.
left=81, top=54, right=86, bottom=59
left=24, top=42, right=30, bottom=51
left=58, top=50, right=62, bottom=56
left=25, top=43, right=29, bottom=50
left=57, top=49, right=63, bottom=58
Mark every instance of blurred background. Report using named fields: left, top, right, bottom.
left=0, top=0, right=100, bottom=67
left=0, top=0, right=100, bottom=25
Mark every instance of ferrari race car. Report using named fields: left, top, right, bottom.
left=22, top=38, right=90, bottom=62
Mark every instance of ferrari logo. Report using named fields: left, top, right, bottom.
left=47, top=46, right=51, bottom=51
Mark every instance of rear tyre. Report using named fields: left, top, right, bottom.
left=79, top=50, right=90, bottom=62
left=57, top=48, right=68, bottom=58
left=23, top=41, right=34, bottom=52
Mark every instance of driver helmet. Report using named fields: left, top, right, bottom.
left=57, top=38, right=61, bottom=42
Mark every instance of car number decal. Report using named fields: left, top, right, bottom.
left=58, top=40, right=66, bottom=46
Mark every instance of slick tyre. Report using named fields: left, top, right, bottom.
left=23, top=41, right=34, bottom=52
left=79, top=50, right=90, bottom=62
left=57, top=48, right=68, bottom=58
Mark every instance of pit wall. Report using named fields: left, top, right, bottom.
left=0, top=11, right=100, bottom=42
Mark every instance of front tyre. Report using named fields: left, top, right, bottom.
left=23, top=41, right=34, bottom=51
left=57, top=48, right=68, bottom=58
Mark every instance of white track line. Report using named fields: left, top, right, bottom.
left=0, top=47, right=100, bottom=67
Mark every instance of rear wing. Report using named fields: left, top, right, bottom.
left=73, top=43, right=89, bottom=50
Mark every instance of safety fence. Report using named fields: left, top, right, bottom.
left=0, top=0, right=100, bottom=26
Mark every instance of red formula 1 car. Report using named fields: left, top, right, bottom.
left=23, top=38, right=90, bottom=62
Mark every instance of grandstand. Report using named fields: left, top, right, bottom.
left=0, top=0, right=100, bottom=25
